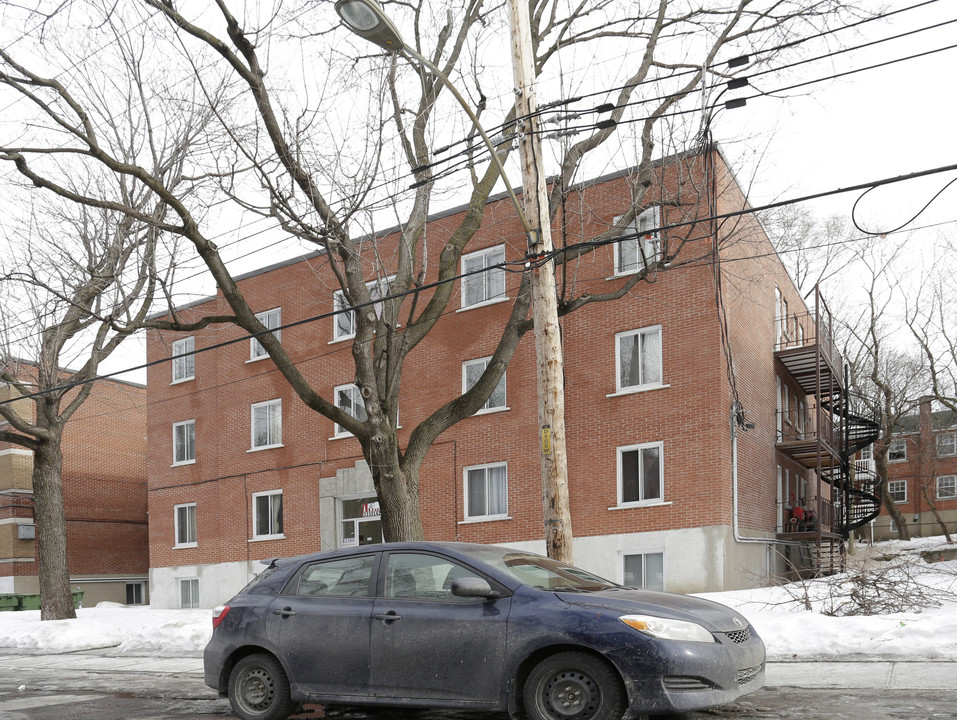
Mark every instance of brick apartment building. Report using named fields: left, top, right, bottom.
left=0, top=371, right=149, bottom=605
left=869, top=397, right=957, bottom=540
left=145, top=147, right=880, bottom=609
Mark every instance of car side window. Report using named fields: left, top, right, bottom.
left=294, top=555, right=376, bottom=597
left=384, top=553, right=485, bottom=601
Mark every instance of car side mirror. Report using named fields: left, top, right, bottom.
left=451, top=577, right=500, bottom=599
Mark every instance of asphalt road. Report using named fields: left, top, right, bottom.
left=0, top=666, right=956, bottom=720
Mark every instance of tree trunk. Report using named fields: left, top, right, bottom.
left=32, top=439, right=76, bottom=620
left=366, top=436, right=424, bottom=542
left=877, top=467, right=910, bottom=541
left=921, top=484, right=953, bottom=544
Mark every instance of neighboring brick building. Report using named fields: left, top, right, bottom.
left=0, top=372, right=149, bottom=605
left=871, top=397, right=957, bottom=540
left=146, top=147, right=877, bottom=608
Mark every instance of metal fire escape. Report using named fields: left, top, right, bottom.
left=774, top=287, right=882, bottom=575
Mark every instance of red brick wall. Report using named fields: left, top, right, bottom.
left=0, top=373, right=147, bottom=578
left=147, top=150, right=799, bottom=568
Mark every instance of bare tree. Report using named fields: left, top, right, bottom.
left=842, top=242, right=931, bottom=541
left=0, top=21, right=210, bottom=617
left=0, top=0, right=862, bottom=544
left=762, top=205, right=866, bottom=298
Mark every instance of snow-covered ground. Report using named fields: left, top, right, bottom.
left=0, top=536, right=954, bottom=661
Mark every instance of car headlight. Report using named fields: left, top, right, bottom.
left=620, top=614, right=715, bottom=643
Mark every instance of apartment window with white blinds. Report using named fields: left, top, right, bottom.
left=465, top=463, right=508, bottom=520
left=253, top=490, right=283, bottom=539
left=171, top=337, right=195, bottom=382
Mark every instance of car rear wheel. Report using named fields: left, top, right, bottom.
left=228, top=653, right=296, bottom=720
left=523, top=651, right=626, bottom=720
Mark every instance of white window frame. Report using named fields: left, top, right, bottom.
left=463, top=462, right=508, bottom=521
left=621, top=551, right=664, bottom=591
left=937, top=433, right=956, bottom=457
left=616, top=441, right=665, bottom=507
left=462, top=357, right=507, bottom=414
left=179, top=577, right=199, bottom=609
left=252, top=489, right=284, bottom=540
left=333, top=383, right=368, bottom=438
left=171, top=336, right=195, bottom=383
left=887, top=479, right=907, bottom=504
left=250, top=308, right=281, bottom=360
left=937, top=475, right=957, bottom=500
left=174, top=503, right=197, bottom=548
left=332, top=276, right=396, bottom=342
left=172, top=419, right=196, bottom=466
left=250, top=399, right=282, bottom=450
left=613, top=207, right=660, bottom=277
left=460, top=245, right=506, bottom=309
left=612, top=325, right=663, bottom=395
left=888, top=437, right=907, bottom=462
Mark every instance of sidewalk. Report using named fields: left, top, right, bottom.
left=0, top=649, right=955, bottom=690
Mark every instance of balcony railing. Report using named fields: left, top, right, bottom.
left=779, top=495, right=835, bottom=536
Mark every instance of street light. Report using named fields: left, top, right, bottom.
left=334, top=0, right=530, bottom=234
left=336, top=0, right=574, bottom=562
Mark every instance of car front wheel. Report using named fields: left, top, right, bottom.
left=228, top=653, right=296, bottom=720
left=523, top=651, right=626, bottom=720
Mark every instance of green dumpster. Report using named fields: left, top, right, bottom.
left=0, top=594, right=18, bottom=611
left=72, top=590, right=84, bottom=609
left=18, top=594, right=41, bottom=610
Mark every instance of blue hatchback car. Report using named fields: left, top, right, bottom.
left=204, top=542, right=765, bottom=720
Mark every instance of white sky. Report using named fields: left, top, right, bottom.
left=0, top=536, right=954, bottom=660
left=13, top=0, right=953, bottom=384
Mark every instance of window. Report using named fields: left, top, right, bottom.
left=623, top=552, right=664, bottom=591
left=172, top=420, right=196, bottom=465
left=937, top=433, right=956, bottom=457
left=384, top=552, right=487, bottom=601
left=174, top=503, right=197, bottom=547
left=171, top=337, right=195, bottom=383
left=250, top=308, right=281, bottom=360
left=179, top=578, right=199, bottom=609
left=861, top=444, right=873, bottom=461
left=887, top=480, right=907, bottom=503
left=334, top=383, right=367, bottom=437
left=333, top=277, right=394, bottom=341
left=463, top=358, right=506, bottom=413
left=253, top=490, right=283, bottom=539
left=465, top=463, right=508, bottom=520
left=251, top=399, right=282, bottom=449
left=126, top=582, right=145, bottom=605
left=616, top=326, right=662, bottom=392
left=888, top=437, right=907, bottom=462
left=937, top=475, right=957, bottom=500
left=294, top=555, right=376, bottom=597
left=618, top=442, right=663, bottom=505
left=614, top=206, right=660, bottom=276
left=461, top=245, right=506, bottom=308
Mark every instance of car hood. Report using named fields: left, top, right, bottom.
left=555, top=589, right=752, bottom=632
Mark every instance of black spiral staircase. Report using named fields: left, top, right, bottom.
left=820, top=394, right=883, bottom=536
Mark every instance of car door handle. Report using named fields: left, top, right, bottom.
left=272, top=607, right=296, bottom=617
left=374, top=611, right=402, bottom=623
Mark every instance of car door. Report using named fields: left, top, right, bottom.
left=369, top=551, right=511, bottom=703
left=266, top=553, right=378, bottom=696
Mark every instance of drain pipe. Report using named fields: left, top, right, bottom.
left=731, top=404, right=798, bottom=547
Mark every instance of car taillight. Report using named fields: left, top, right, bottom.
left=212, top=605, right=231, bottom=629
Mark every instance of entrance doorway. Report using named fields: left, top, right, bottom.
left=340, top=496, right=383, bottom=547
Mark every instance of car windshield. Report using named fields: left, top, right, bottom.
left=464, top=547, right=619, bottom=592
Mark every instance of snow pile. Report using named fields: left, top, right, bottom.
left=0, top=536, right=954, bottom=660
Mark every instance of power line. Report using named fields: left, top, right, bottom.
left=3, top=156, right=956, bottom=409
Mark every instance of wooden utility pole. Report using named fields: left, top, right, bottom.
left=506, top=0, right=574, bottom=564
